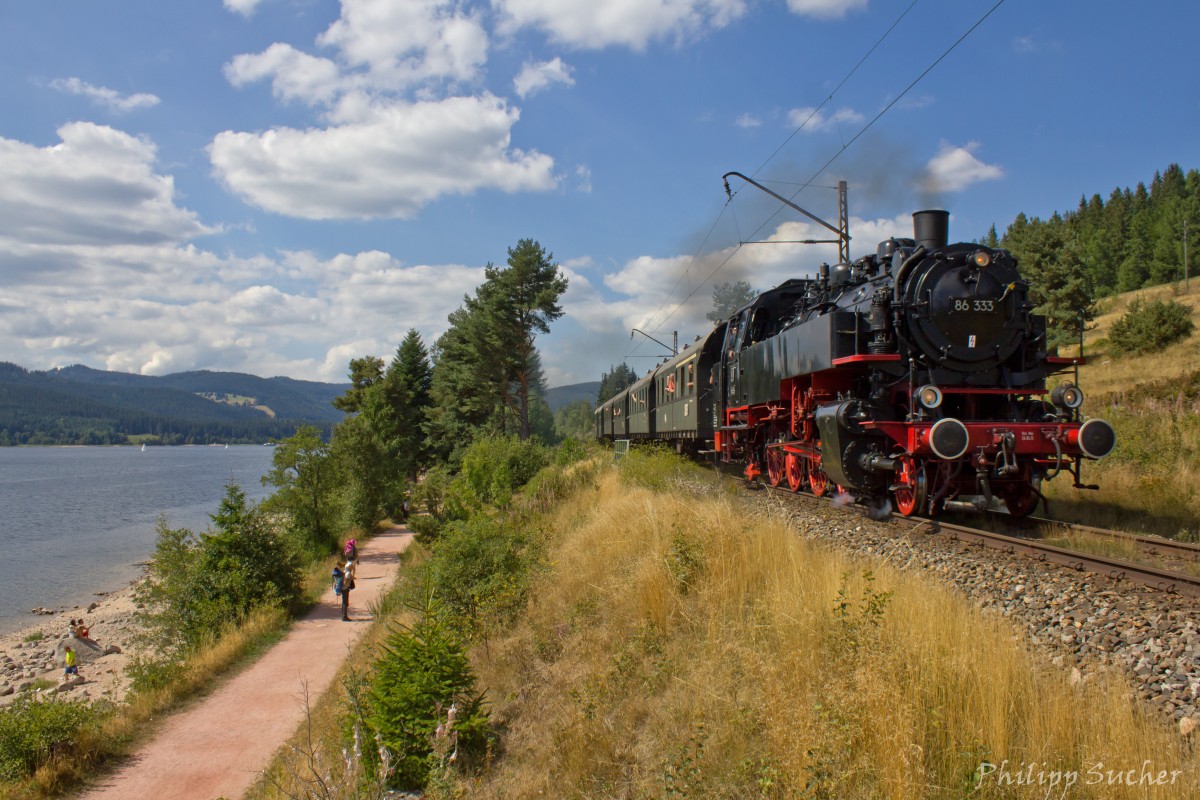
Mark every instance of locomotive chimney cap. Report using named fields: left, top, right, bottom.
left=912, top=209, right=950, bottom=251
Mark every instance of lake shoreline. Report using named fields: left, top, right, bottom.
left=0, top=578, right=145, bottom=707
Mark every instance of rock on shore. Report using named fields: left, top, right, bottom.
left=0, top=586, right=144, bottom=707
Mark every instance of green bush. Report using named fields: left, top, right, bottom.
left=459, top=435, right=548, bottom=507
left=366, top=599, right=489, bottom=790
left=419, top=513, right=531, bottom=628
left=618, top=443, right=698, bottom=490
left=134, top=484, right=304, bottom=653
left=1108, top=297, right=1196, bottom=354
left=0, top=697, right=107, bottom=780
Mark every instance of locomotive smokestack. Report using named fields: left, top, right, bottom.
left=912, top=210, right=949, bottom=251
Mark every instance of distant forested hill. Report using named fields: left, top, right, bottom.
left=544, top=381, right=600, bottom=413
left=0, top=363, right=348, bottom=446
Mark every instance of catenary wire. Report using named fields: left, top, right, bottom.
left=644, top=0, right=1007, bottom=337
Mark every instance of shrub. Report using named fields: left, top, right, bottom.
left=618, top=443, right=697, bottom=490
left=1108, top=297, right=1195, bottom=354
left=418, top=513, right=531, bottom=629
left=366, top=599, right=489, bottom=790
left=459, top=435, right=548, bottom=507
left=0, top=697, right=107, bottom=780
left=134, top=484, right=304, bottom=653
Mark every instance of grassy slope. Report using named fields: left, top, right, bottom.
left=1049, top=279, right=1200, bottom=537
left=244, top=456, right=1198, bottom=799
left=462, top=462, right=1196, bottom=798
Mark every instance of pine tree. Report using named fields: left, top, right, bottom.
left=706, top=280, right=758, bottom=322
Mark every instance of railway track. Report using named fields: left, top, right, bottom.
left=738, top=468, right=1200, bottom=597
left=918, top=517, right=1200, bottom=597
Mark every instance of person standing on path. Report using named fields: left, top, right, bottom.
left=341, top=559, right=356, bottom=621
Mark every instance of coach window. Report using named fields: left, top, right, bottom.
left=686, top=362, right=695, bottom=395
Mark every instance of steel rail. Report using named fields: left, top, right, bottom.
left=919, top=518, right=1200, bottom=597
left=1023, top=516, right=1200, bottom=560
left=743, top=470, right=1200, bottom=597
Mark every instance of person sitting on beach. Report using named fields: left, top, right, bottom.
left=68, top=619, right=79, bottom=637
left=76, top=621, right=90, bottom=639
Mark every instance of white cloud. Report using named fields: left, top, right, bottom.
left=785, top=0, right=868, bottom=20
left=0, top=123, right=493, bottom=381
left=786, top=105, right=864, bottom=133
left=48, top=78, right=160, bottom=113
left=210, top=95, right=556, bottom=220
left=735, top=113, right=761, bottom=128
left=920, top=141, right=1004, bottom=193
left=513, top=57, right=575, bottom=98
left=218, top=0, right=562, bottom=220
left=495, top=0, right=748, bottom=50
left=0, top=122, right=210, bottom=249
left=574, top=165, right=593, bottom=193
left=316, top=0, right=488, bottom=90
left=223, top=0, right=265, bottom=16
left=225, top=44, right=345, bottom=107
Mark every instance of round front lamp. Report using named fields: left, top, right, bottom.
left=1051, top=383, right=1084, bottom=410
left=915, top=384, right=943, bottom=410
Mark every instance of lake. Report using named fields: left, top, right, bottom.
left=0, top=446, right=279, bottom=635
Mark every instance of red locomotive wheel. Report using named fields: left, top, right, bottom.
left=1003, top=485, right=1038, bottom=518
left=785, top=453, right=805, bottom=492
left=809, top=465, right=829, bottom=497
left=892, top=456, right=927, bottom=517
left=766, top=446, right=785, bottom=488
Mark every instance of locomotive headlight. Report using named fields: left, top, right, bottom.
left=971, top=250, right=992, bottom=268
left=915, top=384, right=943, bottom=409
left=1051, top=383, right=1084, bottom=410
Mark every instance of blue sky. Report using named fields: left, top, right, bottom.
left=1, top=1, right=1197, bottom=388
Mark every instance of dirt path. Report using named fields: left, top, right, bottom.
left=75, top=527, right=413, bottom=800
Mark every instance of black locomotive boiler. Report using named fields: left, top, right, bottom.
left=598, top=210, right=1116, bottom=517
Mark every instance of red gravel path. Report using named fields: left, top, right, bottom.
left=76, top=527, right=413, bottom=800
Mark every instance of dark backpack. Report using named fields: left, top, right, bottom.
left=333, top=569, right=344, bottom=596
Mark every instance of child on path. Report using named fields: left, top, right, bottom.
left=64, top=645, right=79, bottom=678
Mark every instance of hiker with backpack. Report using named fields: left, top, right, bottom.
left=332, top=561, right=355, bottom=622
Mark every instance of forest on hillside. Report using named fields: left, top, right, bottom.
left=993, top=162, right=1199, bottom=346
left=0, top=363, right=341, bottom=445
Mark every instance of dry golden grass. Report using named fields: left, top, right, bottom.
left=463, top=470, right=1198, bottom=799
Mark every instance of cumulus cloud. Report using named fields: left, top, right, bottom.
left=0, top=122, right=492, bottom=381
left=495, top=0, right=748, bottom=50
left=513, top=57, right=575, bottom=98
left=225, top=44, right=345, bottom=107
left=0, top=123, right=210, bottom=249
left=218, top=0, right=563, bottom=220
left=223, top=0, right=265, bottom=15
left=920, top=141, right=1003, bottom=194
left=785, top=0, right=868, bottom=20
left=316, top=0, right=488, bottom=90
left=210, top=95, right=556, bottom=219
left=786, top=105, right=864, bottom=133
left=48, top=78, right=160, bottom=113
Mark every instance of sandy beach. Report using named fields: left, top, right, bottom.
left=0, top=582, right=144, bottom=708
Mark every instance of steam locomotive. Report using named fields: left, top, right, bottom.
left=596, top=210, right=1116, bottom=517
